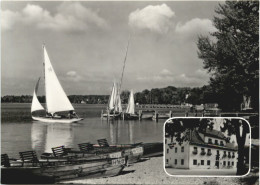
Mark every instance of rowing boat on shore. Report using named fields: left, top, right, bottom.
left=1, top=151, right=125, bottom=184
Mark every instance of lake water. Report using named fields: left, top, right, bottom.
left=1, top=103, right=165, bottom=158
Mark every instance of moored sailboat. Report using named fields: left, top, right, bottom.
left=31, top=46, right=83, bottom=123
left=101, top=82, right=122, bottom=119
left=123, top=90, right=138, bottom=120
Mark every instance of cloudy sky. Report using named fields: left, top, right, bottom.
left=1, top=1, right=220, bottom=95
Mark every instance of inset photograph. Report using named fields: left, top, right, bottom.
left=164, top=118, right=251, bottom=176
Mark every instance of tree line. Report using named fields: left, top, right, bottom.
left=1, top=85, right=217, bottom=106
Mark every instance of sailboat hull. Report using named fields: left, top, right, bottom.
left=32, top=116, right=83, bottom=123
left=101, top=113, right=121, bottom=120
left=122, top=113, right=139, bottom=120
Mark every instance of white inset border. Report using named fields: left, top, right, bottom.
left=163, top=117, right=251, bottom=177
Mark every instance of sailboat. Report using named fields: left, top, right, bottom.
left=123, top=90, right=138, bottom=120
left=101, top=82, right=122, bottom=119
left=31, top=46, right=83, bottom=123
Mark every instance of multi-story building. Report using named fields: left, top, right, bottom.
left=165, top=128, right=238, bottom=169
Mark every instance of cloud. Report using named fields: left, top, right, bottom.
left=1, top=2, right=108, bottom=32
left=66, top=71, right=82, bottom=82
left=1, top=9, right=21, bottom=30
left=128, top=4, right=175, bottom=34
left=175, top=18, right=217, bottom=39
left=136, top=69, right=209, bottom=87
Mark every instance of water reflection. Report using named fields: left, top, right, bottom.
left=109, top=121, right=118, bottom=145
left=31, top=122, right=74, bottom=154
left=129, top=121, right=134, bottom=144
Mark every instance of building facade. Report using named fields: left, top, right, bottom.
left=165, top=128, right=238, bottom=170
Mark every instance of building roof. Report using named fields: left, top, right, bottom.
left=202, top=128, right=226, bottom=140
left=186, top=129, right=237, bottom=151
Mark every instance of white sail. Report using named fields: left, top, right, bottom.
left=108, top=82, right=117, bottom=111
left=43, top=46, right=74, bottom=114
left=126, top=90, right=135, bottom=114
left=116, top=94, right=122, bottom=112
left=31, top=78, right=44, bottom=112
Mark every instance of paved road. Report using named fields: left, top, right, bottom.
left=165, top=168, right=237, bottom=176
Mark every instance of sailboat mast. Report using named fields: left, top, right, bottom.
left=42, top=45, right=48, bottom=113
left=118, top=37, right=130, bottom=94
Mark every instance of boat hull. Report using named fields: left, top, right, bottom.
left=1, top=158, right=125, bottom=184
left=93, top=145, right=144, bottom=165
left=101, top=113, right=121, bottom=120
left=122, top=113, right=139, bottom=120
left=32, top=116, right=83, bottom=123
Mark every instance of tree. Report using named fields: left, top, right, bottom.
left=220, top=118, right=250, bottom=175
left=197, top=1, right=259, bottom=111
left=165, top=118, right=249, bottom=175
left=120, top=90, right=130, bottom=104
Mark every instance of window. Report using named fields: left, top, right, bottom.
left=201, top=160, right=204, bottom=165
left=232, top=162, right=234, bottom=166
left=215, top=140, right=219, bottom=145
left=223, top=151, right=227, bottom=157
left=220, top=141, right=224, bottom=146
left=167, top=149, right=169, bottom=154
left=207, top=149, right=212, bottom=155
left=181, top=146, right=184, bottom=152
left=201, top=148, right=206, bottom=155
left=175, top=159, right=177, bottom=165
left=208, top=138, right=212, bottom=144
left=228, top=161, right=230, bottom=166
left=217, top=150, right=219, bottom=155
left=181, top=159, right=184, bottom=165
left=166, top=159, right=169, bottom=163
left=193, top=160, right=197, bottom=165
left=223, top=161, right=226, bottom=166
left=175, top=147, right=178, bottom=153
left=207, top=160, right=210, bottom=165
left=193, top=147, right=198, bottom=154
left=165, top=139, right=167, bottom=144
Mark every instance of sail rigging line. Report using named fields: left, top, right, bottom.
left=118, top=36, right=131, bottom=95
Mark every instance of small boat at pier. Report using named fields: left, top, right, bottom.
left=31, top=46, right=83, bottom=123
left=122, top=90, right=138, bottom=120
left=101, top=82, right=122, bottom=119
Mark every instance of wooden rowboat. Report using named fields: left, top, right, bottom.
left=1, top=151, right=125, bottom=184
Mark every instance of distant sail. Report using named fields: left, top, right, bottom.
left=43, top=46, right=74, bottom=114
left=31, top=77, right=44, bottom=113
left=126, top=90, right=135, bottom=114
left=115, top=93, right=122, bottom=112
left=108, top=82, right=117, bottom=111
